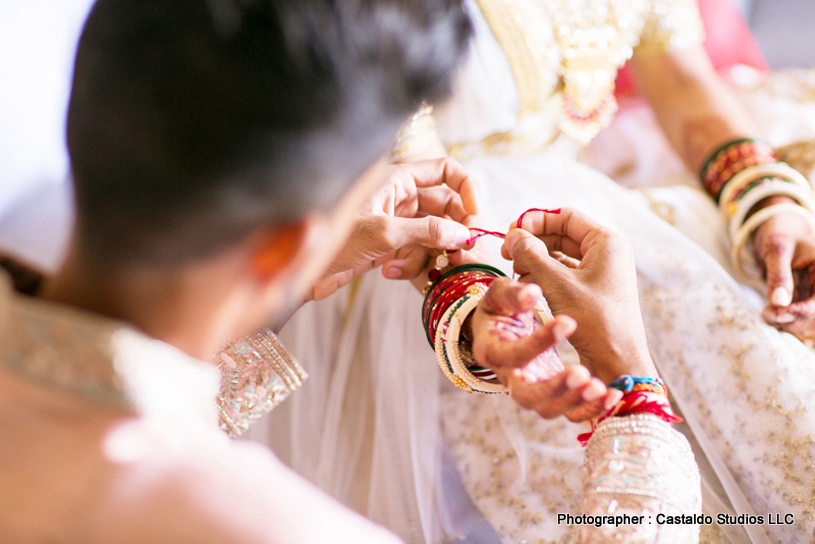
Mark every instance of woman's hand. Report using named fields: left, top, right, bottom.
left=754, top=203, right=815, bottom=346
left=309, top=158, right=479, bottom=300
left=469, top=277, right=622, bottom=422
left=500, top=208, right=657, bottom=384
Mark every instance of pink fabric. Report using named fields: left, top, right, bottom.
left=615, top=0, right=768, bottom=99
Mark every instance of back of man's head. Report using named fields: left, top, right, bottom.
left=67, top=0, right=471, bottom=265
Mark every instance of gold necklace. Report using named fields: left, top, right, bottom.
left=549, top=0, right=630, bottom=142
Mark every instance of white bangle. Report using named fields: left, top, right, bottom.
left=727, top=180, right=815, bottom=242
left=433, top=285, right=506, bottom=394
left=533, top=300, right=553, bottom=326
left=731, top=203, right=815, bottom=281
left=435, top=296, right=473, bottom=392
left=718, top=164, right=777, bottom=213
left=719, top=162, right=812, bottom=214
left=443, top=290, right=506, bottom=394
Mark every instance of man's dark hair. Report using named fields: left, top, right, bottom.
left=67, top=0, right=471, bottom=264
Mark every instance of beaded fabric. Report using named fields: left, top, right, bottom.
left=580, top=414, right=702, bottom=543
left=215, top=330, right=307, bottom=437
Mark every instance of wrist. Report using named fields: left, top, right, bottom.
left=581, top=342, right=656, bottom=385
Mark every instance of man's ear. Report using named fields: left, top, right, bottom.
left=252, top=218, right=318, bottom=282
left=252, top=221, right=310, bottom=280
left=249, top=215, right=330, bottom=297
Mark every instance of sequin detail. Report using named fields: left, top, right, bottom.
left=215, top=330, right=307, bottom=437
left=580, top=414, right=702, bottom=542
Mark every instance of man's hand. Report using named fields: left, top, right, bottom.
left=500, top=208, right=658, bottom=384
left=755, top=204, right=815, bottom=346
left=469, top=278, right=621, bottom=422
left=309, top=158, right=479, bottom=300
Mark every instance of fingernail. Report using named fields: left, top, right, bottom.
left=604, top=389, right=623, bottom=409
left=565, top=368, right=587, bottom=389
left=504, top=230, right=520, bottom=253
left=455, top=229, right=472, bottom=247
left=775, top=312, right=795, bottom=324
left=384, top=266, right=402, bottom=279
left=582, top=384, right=603, bottom=402
left=552, top=317, right=576, bottom=339
left=771, top=287, right=793, bottom=307
left=522, top=368, right=542, bottom=384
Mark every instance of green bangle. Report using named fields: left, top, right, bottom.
left=421, top=263, right=506, bottom=317
left=698, top=137, right=755, bottom=183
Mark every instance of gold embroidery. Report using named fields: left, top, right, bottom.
left=442, top=391, right=584, bottom=543
left=759, top=68, right=815, bottom=104
left=777, top=139, right=815, bottom=184
left=215, top=330, right=307, bottom=437
left=636, top=0, right=706, bottom=54
left=473, top=0, right=555, bottom=119
left=453, top=0, right=703, bottom=155
left=638, top=188, right=677, bottom=225
left=637, top=243, right=815, bottom=537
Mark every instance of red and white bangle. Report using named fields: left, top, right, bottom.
left=434, top=284, right=507, bottom=394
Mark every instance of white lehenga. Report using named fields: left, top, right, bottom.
left=250, top=1, right=815, bottom=543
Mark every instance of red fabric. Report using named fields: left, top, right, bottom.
left=615, top=0, right=768, bottom=99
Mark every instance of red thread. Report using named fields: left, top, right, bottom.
left=463, top=208, right=562, bottom=245
left=516, top=208, right=561, bottom=229
left=465, top=228, right=506, bottom=245
left=577, top=391, right=683, bottom=446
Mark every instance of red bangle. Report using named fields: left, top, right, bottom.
left=423, top=265, right=505, bottom=347
left=700, top=139, right=777, bottom=202
left=426, top=274, right=496, bottom=345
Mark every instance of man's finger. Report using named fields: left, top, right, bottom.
left=399, top=158, right=481, bottom=215
left=381, top=244, right=430, bottom=280
left=502, top=229, right=570, bottom=284
left=415, top=185, right=471, bottom=223
left=515, top=208, right=603, bottom=249
left=535, top=235, right=584, bottom=261
left=382, top=215, right=472, bottom=251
